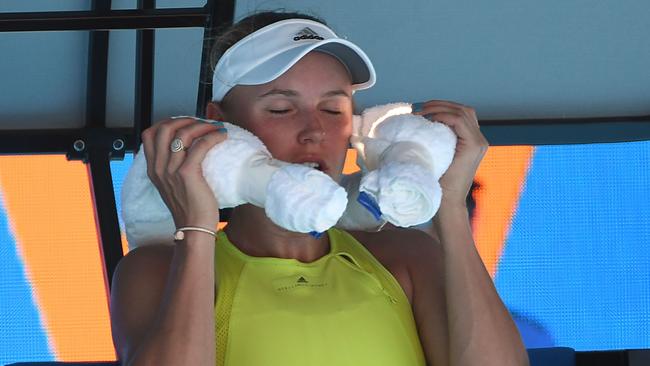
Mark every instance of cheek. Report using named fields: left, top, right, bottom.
left=328, top=117, right=353, bottom=146
left=230, top=109, right=294, bottom=158
left=250, top=124, right=295, bottom=159
left=327, top=119, right=353, bottom=165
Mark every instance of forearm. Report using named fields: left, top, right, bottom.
left=433, top=201, right=528, bottom=366
left=128, top=232, right=216, bottom=366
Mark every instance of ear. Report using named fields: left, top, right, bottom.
left=206, top=102, right=226, bottom=121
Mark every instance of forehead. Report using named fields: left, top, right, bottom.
left=227, top=52, right=353, bottom=101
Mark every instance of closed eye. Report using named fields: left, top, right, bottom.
left=269, top=109, right=291, bottom=114
left=323, top=110, right=342, bottom=115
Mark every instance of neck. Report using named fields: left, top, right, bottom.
left=224, top=204, right=331, bottom=263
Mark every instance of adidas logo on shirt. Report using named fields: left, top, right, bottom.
left=293, top=27, right=324, bottom=41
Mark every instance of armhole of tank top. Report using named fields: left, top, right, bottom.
left=335, top=229, right=412, bottom=306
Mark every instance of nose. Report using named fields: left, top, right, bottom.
left=297, top=112, right=326, bottom=144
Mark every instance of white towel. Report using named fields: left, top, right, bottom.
left=121, top=149, right=177, bottom=247
left=121, top=107, right=458, bottom=247
left=121, top=120, right=348, bottom=249
left=349, top=103, right=457, bottom=227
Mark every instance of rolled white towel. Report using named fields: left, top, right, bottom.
left=121, top=119, right=348, bottom=249
left=348, top=103, right=457, bottom=227
left=267, top=165, right=348, bottom=233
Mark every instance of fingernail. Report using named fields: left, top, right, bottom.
left=411, top=102, right=424, bottom=113
left=423, top=113, right=433, bottom=120
left=209, top=121, right=225, bottom=128
left=191, top=116, right=215, bottom=124
left=171, top=115, right=207, bottom=122
left=170, top=115, right=192, bottom=120
left=216, top=127, right=228, bottom=134
left=170, top=115, right=219, bottom=124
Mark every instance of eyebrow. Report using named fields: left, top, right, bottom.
left=322, top=89, right=351, bottom=98
left=257, top=89, right=298, bottom=99
left=257, top=88, right=351, bottom=99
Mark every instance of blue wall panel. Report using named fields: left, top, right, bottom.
left=495, top=141, right=650, bottom=350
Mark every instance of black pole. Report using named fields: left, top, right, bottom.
left=133, top=0, right=156, bottom=153
left=0, top=8, right=207, bottom=32
left=85, top=0, right=124, bottom=289
left=87, top=150, right=124, bottom=289
left=195, top=0, right=235, bottom=117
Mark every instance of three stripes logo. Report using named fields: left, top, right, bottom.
left=293, top=27, right=324, bottom=41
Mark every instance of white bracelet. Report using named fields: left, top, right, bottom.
left=173, top=226, right=217, bottom=241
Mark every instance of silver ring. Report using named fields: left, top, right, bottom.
left=170, top=138, right=185, bottom=153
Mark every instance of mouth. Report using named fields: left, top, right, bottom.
left=296, top=158, right=328, bottom=172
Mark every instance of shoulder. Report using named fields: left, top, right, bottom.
left=110, top=244, right=174, bottom=361
left=112, top=244, right=175, bottom=289
left=347, top=228, right=443, bottom=303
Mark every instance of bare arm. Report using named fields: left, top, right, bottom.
left=436, top=202, right=527, bottom=366
left=110, top=118, right=227, bottom=365
left=110, top=236, right=216, bottom=365
left=411, top=101, right=528, bottom=366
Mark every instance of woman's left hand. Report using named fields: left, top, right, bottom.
left=412, top=100, right=488, bottom=206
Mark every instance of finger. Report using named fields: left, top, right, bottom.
left=141, top=119, right=191, bottom=183
left=413, top=101, right=477, bottom=124
left=152, top=118, right=201, bottom=178
left=415, top=105, right=474, bottom=120
left=416, top=105, right=464, bottom=118
left=429, top=112, right=488, bottom=148
left=425, top=112, right=477, bottom=139
left=167, top=121, right=224, bottom=173
left=179, top=128, right=229, bottom=175
left=413, top=100, right=468, bottom=113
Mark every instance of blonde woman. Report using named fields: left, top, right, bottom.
left=110, top=11, right=528, bottom=366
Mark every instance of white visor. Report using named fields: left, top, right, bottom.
left=212, top=18, right=376, bottom=102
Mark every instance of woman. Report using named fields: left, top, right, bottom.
left=110, top=11, right=529, bottom=366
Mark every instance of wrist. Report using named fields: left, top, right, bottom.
left=439, top=196, right=469, bottom=211
left=173, top=216, right=219, bottom=231
left=174, top=226, right=218, bottom=242
left=433, top=199, right=471, bottom=226
left=173, top=229, right=218, bottom=251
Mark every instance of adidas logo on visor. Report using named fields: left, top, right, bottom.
left=293, top=27, right=324, bottom=41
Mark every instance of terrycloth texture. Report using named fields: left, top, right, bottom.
left=121, top=105, right=458, bottom=247
left=121, top=120, right=348, bottom=248
left=265, top=164, right=348, bottom=233
left=350, top=103, right=457, bottom=227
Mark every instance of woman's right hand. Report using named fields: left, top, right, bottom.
left=140, top=117, right=228, bottom=230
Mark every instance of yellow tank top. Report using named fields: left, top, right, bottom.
left=214, top=228, right=426, bottom=366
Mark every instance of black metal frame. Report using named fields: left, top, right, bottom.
left=481, top=115, right=650, bottom=145
left=0, top=8, right=208, bottom=31
left=0, top=0, right=649, bottom=287
left=0, top=0, right=235, bottom=289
